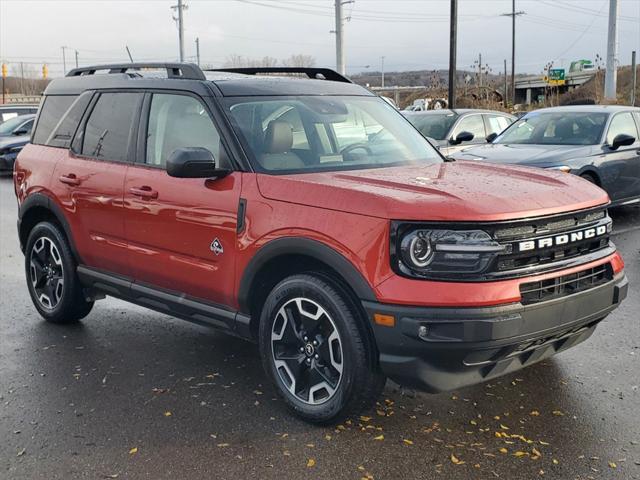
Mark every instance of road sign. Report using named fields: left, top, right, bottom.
left=547, top=68, right=565, bottom=86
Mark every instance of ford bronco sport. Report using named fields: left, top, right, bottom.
left=14, top=63, right=628, bottom=423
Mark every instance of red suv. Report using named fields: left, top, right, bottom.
left=14, top=64, right=627, bottom=423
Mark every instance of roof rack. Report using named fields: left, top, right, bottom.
left=66, top=62, right=206, bottom=80
left=208, top=67, right=352, bottom=84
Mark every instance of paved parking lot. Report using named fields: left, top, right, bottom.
left=1, top=175, right=639, bottom=480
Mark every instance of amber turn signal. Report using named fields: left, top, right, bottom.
left=373, top=313, right=395, bottom=327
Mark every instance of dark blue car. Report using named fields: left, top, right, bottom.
left=452, top=106, right=640, bottom=207
left=0, top=114, right=35, bottom=173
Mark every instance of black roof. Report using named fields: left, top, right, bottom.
left=45, top=63, right=372, bottom=98
left=525, top=105, right=640, bottom=114
left=403, top=109, right=515, bottom=116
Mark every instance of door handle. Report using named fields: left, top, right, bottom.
left=129, top=185, right=158, bottom=199
left=59, top=173, right=81, bottom=186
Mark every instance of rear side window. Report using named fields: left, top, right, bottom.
left=486, top=115, right=512, bottom=135
left=81, top=92, right=142, bottom=162
left=32, top=95, right=76, bottom=145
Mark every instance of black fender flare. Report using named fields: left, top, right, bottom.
left=238, top=237, right=378, bottom=313
left=18, top=193, right=82, bottom=263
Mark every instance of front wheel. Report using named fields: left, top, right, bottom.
left=258, top=274, right=385, bottom=424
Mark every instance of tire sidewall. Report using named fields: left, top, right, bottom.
left=24, top=222, right=76, bottom=320
left=259, top=275, right=365, bottom=421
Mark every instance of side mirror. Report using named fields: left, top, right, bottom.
left=450, top=131, right=474, bottom=145
left=610, top=133, right=635, bottom=150
left=486, top=132, right=498, bottom=143
left=166, top=147, right=229, bottom=179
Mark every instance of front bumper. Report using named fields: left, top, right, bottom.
left=364, top=273, right=628, bottom=393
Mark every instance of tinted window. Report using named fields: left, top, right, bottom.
left=452, top=114, right=486, bottom=140
left=486, top=115, right=512, bottom=135
left=0, top=115, right=32, bottom=135
left=81, top=92, right=141, bottom=161
left=606, top=112, right=638, bottom=145
left=146, top=94, right=224, bottom=167
left=47, top=92, right=93, bottom=148
left=32, top=96, right=76, bottom=145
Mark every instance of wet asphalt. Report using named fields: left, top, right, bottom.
left=0, top=175, right=639, bottom=480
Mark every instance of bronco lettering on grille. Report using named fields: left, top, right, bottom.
left=517, top=225, right=608, bottom=252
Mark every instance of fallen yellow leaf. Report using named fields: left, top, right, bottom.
left=532, top=448, right=542, bottom=457
left=552, top=459, right=559, bottom=465
left=552, top=410, right=564, bottom=416
left=513, top=451, right=528, bottom=457
left=530, top=410, right=540, bottom=416
left=499, top=448, right=508, bottom=454
left=403, top=439, right=414, bottom=445
left=163, top=411, right=172, bottom=417
left=217, top=443, right=229, bottom=448
left=373, top=434, right=384, bottom=441
left=500, top=424, right=510, bottom=430
left=609, top=462, right=617, bottom=468
left=360, top=416, right=371, bottom=422
left=128, top=447, right=138, bottom=455
left=306, top=458, right=316, bottom=468
left=450, top=453, right=465, bottom=465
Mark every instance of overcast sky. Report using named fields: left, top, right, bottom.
left=1, top=0, right=639, bottom=78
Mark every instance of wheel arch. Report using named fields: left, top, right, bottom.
left=238, top=237, right=378, bottom=338
left=18, top=193, right=81, bottom=263
left=577, top=168, right=602, bottom=186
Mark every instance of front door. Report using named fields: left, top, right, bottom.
left=123, top=92, right=240, bottom=308
left=601, top=111, right=640, bottom=202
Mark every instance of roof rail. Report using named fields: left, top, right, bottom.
left=208, top=67, right=352, bottom=84
left=66, top=62, right=206, bottom=80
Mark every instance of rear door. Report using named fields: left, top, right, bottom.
left=600, top=111, right=640, bottom=202
left=123, top=91, right=241, bottom=308
left=51, top=91, right=143, bottom=275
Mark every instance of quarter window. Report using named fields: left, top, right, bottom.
left=32, top=95, right=76, bottom=145
left=81, top=92, right=142, bottom=161
left=606, top=112, right=638, bottom=145
left=145, top=94, right=224, bottom=167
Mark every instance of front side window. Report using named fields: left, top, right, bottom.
left=81, top=92, right=141, bottom=161
left=486, top=115, right=512, bottom=135
left=606, top=112, right=638, bottom=145
left=497, top=112, right=607, bottom=146
left=146, top=93, right=225, bottom=167
left=405, top=112, right=457, bottom=140
left=224, top=95, right=441, bottom=173
left=452, top=115, right=486, bottom=141
left=0, top=115, right=31, bottom=135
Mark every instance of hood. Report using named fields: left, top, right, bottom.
left=0, top=135, right=29, bottom=150
left=452, top=143, right=592, bottom=166
left=256, top=161, right=609, bottom=222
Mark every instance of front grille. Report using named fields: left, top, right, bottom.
left=519, top=263, right=612, bottom=305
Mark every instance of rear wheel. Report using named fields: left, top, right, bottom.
left=258, top=273, right=385, bottom=424
left=25, top=222, right=93, bottom=324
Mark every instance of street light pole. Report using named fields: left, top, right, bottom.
left=604, top=0, right=618, bottom=100
left=448, top=0, right=457, bottom=109
left=61, top=46, right=67, bottom=75
left=334, top=0, right=345, bottom=74
left=195, top=37, right=200, bottom=66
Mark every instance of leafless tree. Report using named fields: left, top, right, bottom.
left=282, top=54, right=315, bottom=67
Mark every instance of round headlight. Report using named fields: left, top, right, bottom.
left=408, top=235, right=433, bottom=268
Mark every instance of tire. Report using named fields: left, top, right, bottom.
left=580, top=172, right=598, bottom=185
left=258, top=273, right=386, bottom=424
left=24, top=221, right=93, bottom=324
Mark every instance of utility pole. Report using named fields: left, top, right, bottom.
left=502, top=1, right=525, bottom=106
left=75, top=50, right=79, bottom=69
left=604, top=0, right=618, bottom=101
left=478, top=53, right=482, bottom=88
left=334, top=0, right=345, bottom=75
left=171, top=0, right=187, bottom=62
left=631, top=51, right=637, bottom=106
left=195, top=37, right=201, bottom=66
left=504, top=59, right=508, bottom=108
left=61, top=46, right=67, bottom=75
left=448, top=0, right=458, bottom=109
left=20, top=62, right=25, bottom=95
left=381, top=56, right=385, bottom=88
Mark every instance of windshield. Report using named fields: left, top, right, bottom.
left=496, top=112, right=607, bottom=145
left=223, top=95, right=441, bottom=174
left=403, top=112, right=457, bottom=140
left=0, top=115, right=28, bottom=135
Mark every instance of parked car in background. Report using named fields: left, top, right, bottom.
left=403, top=109, right=516, bottom=156
left=452, top=106, right=640, bottom=207
left=0, top=114, right=35, bottom=173
left=0, top=104, right=39, bottom=124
